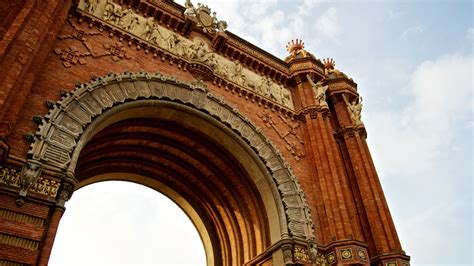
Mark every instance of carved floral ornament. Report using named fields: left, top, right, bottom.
left=24, top=71, right=317, bottom=258
left=76, top=0, right=294, bottom=109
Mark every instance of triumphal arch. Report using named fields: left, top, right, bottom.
left=0, top=0, right=410, bottom=265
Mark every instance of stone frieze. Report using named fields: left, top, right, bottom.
left=76, top=0, right=294, bottom=109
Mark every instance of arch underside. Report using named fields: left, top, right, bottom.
left=27, top=72, right=316, bottom=264
left=76, top=115, right=269, bottom=265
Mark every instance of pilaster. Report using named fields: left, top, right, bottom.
left=0, top=0, right=73, bottom=153
left=286, top=46, right=367, bottom=264
left=328, top=74, right=410, bottom=265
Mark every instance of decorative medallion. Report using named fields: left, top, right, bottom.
left=340, top=248, right=353, bottom=260
left=386, top=262, right=398, bottom=266
left=327, top=252, right=336, bottom=264
left=357, top=248, right=367, bottom=261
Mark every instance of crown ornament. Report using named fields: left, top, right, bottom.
left=323, top=58, right=336, bottom=69
left=285, top=39, right=312, bottom=62
left=286, top=39, right=305, bottom=54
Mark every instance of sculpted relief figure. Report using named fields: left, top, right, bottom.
left=141, top=17, right=155, bottom=39
left=119, top=9, right=140, bottom=31
left=167, top=33, right=184, bottom=56
left=343, top=94, right=363, bottom=126
left=78, top=0, right=294, bottom=109
left=85, top=0, right=98, bottom=14
left=148, top=25, right=166, bottom=47
left=103, top=0, right=124, bottom=25
left=231, top=62, right=247, bottom=85
left=306, top=74, right=328, bottom=107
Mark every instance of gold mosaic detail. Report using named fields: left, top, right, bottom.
left=0, top=166, right=60, bottom=197
left=294, top=245, right=311, bottom=263
left=327, top=252, right=336, bottom=264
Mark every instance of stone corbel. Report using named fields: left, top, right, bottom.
left=18, top=160, right=43, bottom=197
left=56, top=178, right=76, bottom=208
left=282, top=243, right=293, bottom=265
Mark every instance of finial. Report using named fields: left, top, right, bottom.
left=323, top=58, right=336, bottom=69
left=286, top=39, right=305, bottom=54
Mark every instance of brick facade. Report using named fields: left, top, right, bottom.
left=0, top=1, right=409, bottom=265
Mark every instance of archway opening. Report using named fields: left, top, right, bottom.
left=49, top=180, right=207, bottom=265
left=56, top=100, right=279, bottom=265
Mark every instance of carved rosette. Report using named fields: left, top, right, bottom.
left=26, top=71, right=316, bottom=244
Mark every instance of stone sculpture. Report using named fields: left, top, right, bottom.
left=343, top=94, right=363, bottom=126
left=307, top=74, right=328, bottom=107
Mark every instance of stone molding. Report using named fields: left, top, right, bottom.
left=25, top=71, right=317, bottom=254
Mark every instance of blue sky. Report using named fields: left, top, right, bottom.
left=50, top=0, right=472, bottom=265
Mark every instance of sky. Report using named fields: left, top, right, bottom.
left=50, top=0, right=473, bottom=265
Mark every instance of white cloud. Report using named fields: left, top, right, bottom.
left=315, top=7, right=341, bottom=42
left=368, top=53, right=473, bottom=177
left=365, top=53, right=473, bottom=264
left=401, top=25, right=424, bottom=39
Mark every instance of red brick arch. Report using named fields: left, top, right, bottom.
left=26, top=72, right=316, bottom=264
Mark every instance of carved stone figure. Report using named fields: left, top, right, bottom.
left=119, top=9, right=139, bottom=31
left=19, top=161, right=43, bottom=197
left=167, top=33, right=182, bottom=55
left=185, top=39, right=206, bottom=60
left=307, top=74, right=328, bottom=107
left=141, top=17, right=155, bottom=39
left=202, top=52, right=218, bottom=69
left=184, top=0, right=196, bottom=16
left=85, top=0, right=98, bottom=14
left=343, top=94, right=363, bottom=126
left=216, top=20, right=228, bottom=32
left=216, top=64, right=229, bottom=78
left=103, top=0, right=123, bottom=25
left=257, top=76, right=271, bottom=97
left=231, top=62, right=246, bottom=85
left=148, top=25, right=165, bottom=47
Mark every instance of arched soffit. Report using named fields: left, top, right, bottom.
left=27, top=71, right=315, bottom=244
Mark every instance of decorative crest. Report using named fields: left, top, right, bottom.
left=286, top=39, right=305, bottom=54
left=184, top=0, right=227, bottom=34
left=323, top=58, right=336, bottom=69
left=322, top=57, right=349, bottom=78
left=285, top=39, right=310, bottom=61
